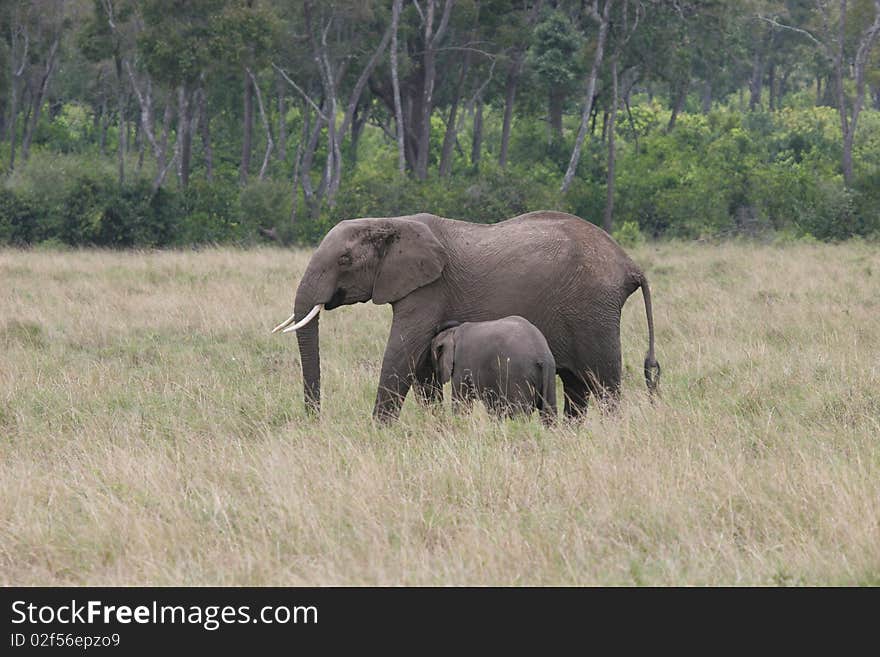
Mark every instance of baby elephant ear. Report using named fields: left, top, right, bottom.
left=372, top=219, right=446, bottom=305
left=431, top=329, right=456, bottom=384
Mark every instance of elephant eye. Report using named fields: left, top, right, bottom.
left=338, top=253, right=353, bottom=267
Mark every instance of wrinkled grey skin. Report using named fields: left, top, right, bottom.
left=431, top=317, right=557, bottom=426
left=285, top=210, right=660, bottom=423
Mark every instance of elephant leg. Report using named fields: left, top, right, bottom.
left=373, top=324, right=432, bottom=423
left=373, top=368, right=414, bottom=423
left=583, top=331, right=623, bottom=413
left=559, top=369, right=590, bottom=419
left=412, top=354, right=443, bottom=406
left=585, top=361, right=622, bottom=413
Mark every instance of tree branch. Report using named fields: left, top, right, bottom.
left=756, top=14, right=827, bottom=53
left=246, top=68, right=274, bottom=180
left=272, top=64, right=328, bottom=121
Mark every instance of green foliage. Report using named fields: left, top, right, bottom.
left=610, top=107, right=880, bottom=240
left=0, top=188, right=38, bottom=245
left=177, top=179, right=243, bottom=244
left=528, top=10, right=584, bottom=89
left=328, top=161, right=560, bottom=230
left=44, top=103, right=93, bottom=153
left=239, top=179, right=292, bottom=240
left=612, top=220, right=645, bottom=248
left=98, top=182, right=179, bottom=247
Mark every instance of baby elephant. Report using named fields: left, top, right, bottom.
left=430, top=316, right=557, bottom=425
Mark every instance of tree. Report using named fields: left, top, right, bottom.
left=760, top=0, right=880, bottom=186
left=275, top=1, right=394, bottom=208
left=415, top=0, right=455, bottom=180
left=498, top=0, right=544, bottom=168
left=79, top=0, right=135, bottom=184
left=560, top=0, right=612, bottom=193
left=390, top=0, right=406, bottom=174
left=529, top=7, right=583, bottom=142
left=19, top=0, right=67, bottom=162
left=5, top=0, right=33, bottom=171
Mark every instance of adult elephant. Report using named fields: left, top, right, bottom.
left=272, top=211, right=660, bottom=422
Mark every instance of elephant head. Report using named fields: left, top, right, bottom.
left=273, top=217, right=447, bottom=413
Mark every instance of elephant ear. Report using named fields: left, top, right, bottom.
left=372, top=219, right=446, bottom=305
left=431, top=329, right=456, bottom=385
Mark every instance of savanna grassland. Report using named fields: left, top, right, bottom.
left=1, top=242, right=878, bottom=585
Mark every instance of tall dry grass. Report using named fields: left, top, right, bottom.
left=0, top=242, right=878, bottom=585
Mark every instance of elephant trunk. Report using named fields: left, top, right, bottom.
left=293, top=266, right=335, bottom=415
left=295, top=292, right=321, bottom=414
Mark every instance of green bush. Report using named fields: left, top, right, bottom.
left=1, top=103, right=878, bottom=247
left=0, top=189, right=38, bottom=245
left=239, top=179, right=293, bottom=241
left=612, top=220, right=645, bottom=247
left=97, top=182, right=179, bottom=247
left=59, top=176, right=108, bottom=245
left=177, top=179, right=243, bottom=244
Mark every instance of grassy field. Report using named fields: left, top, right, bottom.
left=1, top=241, right=878, bottom=585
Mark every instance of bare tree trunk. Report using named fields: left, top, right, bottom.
left=667, top=77, right=689, bottom=131
left=176, top=84, right=198, bottom=189
left=115, top=55, right=126, bottom=185
left=348, top=100, right=371, bottom=168
left=835, top=0, right=880, bottom=187
left=625, top=94, right=639, bottom=154
left=21, top=35, right=59, bottom=161
left=198, top=84, right=213, bottom=181
left=768, top=60, right=777, bottom=111
left=439, top=51, right=470, bottom=177
left=247, top=68, right=274, bottom=180
left=561, top=0, right=612, bottom=193
left=137, top=119, right=145, bottom=172
left=549, top=86, right=565, bottom=141
left=7, top=79, right=21, bottom=171
left=156, top=98, right=173, bottom=177
left=300, top=100, right=326, bottom=218
left=603, top=57, right=618, bottom=234
left=149, top=91, right=178, bottom=192
left=290, top=101, right=310, bottom=227
left=21, top=85, right=33, bottom=138
left=701, top=80, right=712, bottom=113
left=391, top=0, right=406, bottom=175
left=499, top=63, right=520, bottom=168
left=416, top=0, right=455, bottom=180
left=99, top=96, right=109, bottom=154
left=834, top=1, right=851, bottom=185
left=749, top=46, right=765, bottom=111
left=471, top=93, right=483, bottom=169
left=276, top=72, right=287, bottom=162
left=303, top=0, right=393, bottom=203
left=240, top=69, right=253, bottom=184
left=126, top=62, right=162, bottom=165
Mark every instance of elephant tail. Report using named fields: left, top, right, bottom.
left=635, top=271, right=661, bottom=395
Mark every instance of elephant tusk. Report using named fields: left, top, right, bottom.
left=271, top=310, right=299, bottom=334
left=279, top=304, right=323, bottom=333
